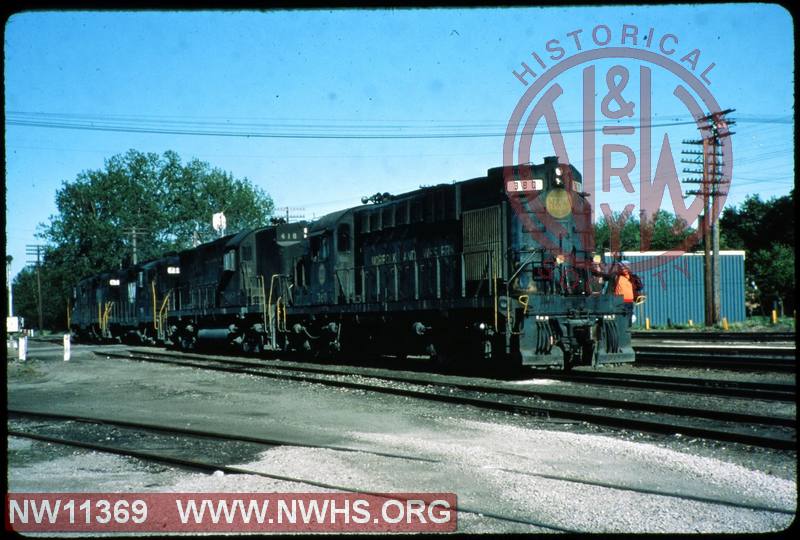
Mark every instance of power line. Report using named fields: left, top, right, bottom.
left=13, top=109, right=769, bottom=139
left=7, top=118, right=706, bottom=139
left=7, top=109, right=792, bottom=125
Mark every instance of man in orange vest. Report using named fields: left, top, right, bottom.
left=614, top=261, right=635, bottom=326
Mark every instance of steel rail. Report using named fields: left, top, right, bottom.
left=6, top=408, right=436, bottom=463
left=9, top=413, right=794, bottom=520
left=109, top=351, right=797, bottom=430
left=634, top=348, right=796, bottom=372
left=127, top=348, right=797, bottom=401
left=632, top=331, right=795, bottom=342
left=542, top=372, right=795, bottom=402
left=6, top=428, right=578, bottom=533
left=95, top=351, right=796, bottom=450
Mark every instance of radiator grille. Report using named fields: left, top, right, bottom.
left=462, top=206, right=502, bottom=282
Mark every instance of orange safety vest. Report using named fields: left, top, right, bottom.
left=615, top=274, right=634, bottom=303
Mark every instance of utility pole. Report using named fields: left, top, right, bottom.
left=122, top=227, right=148, bottom=265
left=682, top=108, right=735, bottom=326
left=25, top=244, right=44, bottom=331
left=706, top=110, right=735, bottom=324
left=275, top=207, right=306, bottom=223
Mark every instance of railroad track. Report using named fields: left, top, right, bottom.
left=632, top=331, right=795, bottom=342
left=6, top=411, right=574, bottom=533
left=93, top=349, right=796, bottom=450
left=633, top=345, right=796, bottom=372
left=543, top=370, right=795, bottom=402
left=126, top=348, right=796, bottom=401
left=8, top=409, right=794, bottom=525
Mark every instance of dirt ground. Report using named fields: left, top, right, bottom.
left=6, top=340, right=796, bottom=533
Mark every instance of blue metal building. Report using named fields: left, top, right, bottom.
left=605, top=251, right=746, bottom=327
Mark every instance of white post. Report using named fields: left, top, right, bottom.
left=6, top=258, right=13, bottom=318
left=18, top=336, right=27, bottom=361
left=63, top=334, right=71, bottom=361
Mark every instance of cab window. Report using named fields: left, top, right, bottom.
left=311, top=235, right=330, bottom=261
left=295, top=259, right=307, bottom=287
left=223, top=250, right=236, bottom=271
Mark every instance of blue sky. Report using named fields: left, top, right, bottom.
left=4, top=6, right=795, bottom=282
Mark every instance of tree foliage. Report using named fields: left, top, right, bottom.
left=12, top=266, right=63, bottom=330
left=13, top=150, right=274, bottom=330
left=720, top=190, right=795, bottom=314
left=594, top=210, right=699, bottom=253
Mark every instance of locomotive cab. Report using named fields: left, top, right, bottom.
left=496, top=157, right=634, bottom=368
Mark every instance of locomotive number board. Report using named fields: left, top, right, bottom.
left=506, top=179, right=544, bottom=193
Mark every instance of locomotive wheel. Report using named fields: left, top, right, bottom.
left=582, top=343, right=596, bottom=367
left=430, top=341, right=457, bottom=372
left=241, top=334, right=264, bottom=355
left=180, top=336, right=195, bottom=351
left=562, top=354, right=573, bottom=372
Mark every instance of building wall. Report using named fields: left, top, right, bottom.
left=606, top=251, right=746, bottom=327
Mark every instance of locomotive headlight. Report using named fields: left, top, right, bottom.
left=554, top=166, right=563, bottom=186
left=479, top=322, right=486, bottom=330
left=109, top=279, right=120, bottom=286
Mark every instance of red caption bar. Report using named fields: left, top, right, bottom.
left=6, top=492, right=457, bottom=533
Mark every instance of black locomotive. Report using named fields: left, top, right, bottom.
left=71, top=157, right=634, bottom=369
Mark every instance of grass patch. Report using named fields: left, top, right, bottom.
left=637, top=315, right=795, bottom=332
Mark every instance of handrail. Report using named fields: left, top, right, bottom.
left=507, top=248, right=544, bottom=285
left=151, top=280, right=158, bottom=332
left=276, top=296, right=286, bottom=333
left=157, top=291, right=171, bottom=335
left=267, top=274, right=281, bottom=331
left=100, top=301, right=114, bottom=335
left=259, top=275, right=268, bottom=331
left=493, top=277, right=499, bottom=332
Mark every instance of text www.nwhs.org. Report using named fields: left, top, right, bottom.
left=6, top=493, right=458, bottom=532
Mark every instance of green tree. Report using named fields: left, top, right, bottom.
left=12, top=265, right=64, bottom=331
left=13, top=149, right=274, bottom=330
left=750, top=244, right=795, bottom=315
left=720, top=190, right=795, bottom=314
left=594, top=210, right=699, bottom=253
left=639, top=210, right=698, bottom=251
left=594, top=212, right=640, bottom=253
left=720, top=191, right=795, bottom=250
